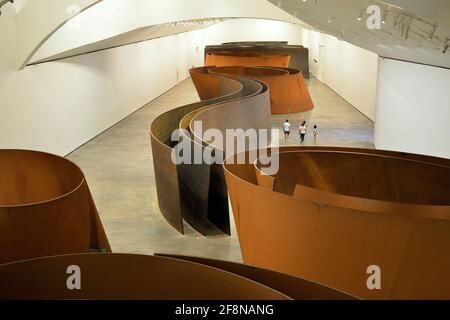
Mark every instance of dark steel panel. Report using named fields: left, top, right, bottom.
left=150, top=69, right=272, bottom=235
left=0, top=254, right=290, bottom=300
left=179, top=71, right=271, bottom=235
left=150, top=101, right=216, bottom=234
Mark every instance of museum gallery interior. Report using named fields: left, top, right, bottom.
left=0, top=0, right=449, bottom=301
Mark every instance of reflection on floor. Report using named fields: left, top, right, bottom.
left=67, top=77, right=374, bottom=263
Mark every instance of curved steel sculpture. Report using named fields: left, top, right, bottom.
left=150, top=68, right=271, bottom=235
left=223, top=147, right=450, bottom=300
left=0, top=253, right=289, bottom=300
left=207, top=66, right=314, bottom=114
left=157, top=254, right=357, bottom=300
left=205, top=53, right=291, bottom=69
left=0, top=150, right=111, bottom=264
left=205, top=42, right=310, bottom=79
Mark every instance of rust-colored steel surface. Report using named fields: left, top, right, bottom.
left=223, top=147, right=450, bottom=300
left=150, top=69, right=245, bottom=234
left=205, top=53, right=291, bottom=69
left=205, top=42, right=310, bottom=79
left=0, top=253, right=290, bottom=300
left=189, top=66, right=242, bottom=101
left=0, top=150, right=111, bottom=264
left=208, top=66, right=314, bottom=114
left=150, top=68, right=271, bottom=235
left=156, top=254, right=357, bottom=300
left=222, top=41, right=289, bottom=46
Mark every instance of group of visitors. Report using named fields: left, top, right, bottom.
left=282, top=120, right=318, bottom=144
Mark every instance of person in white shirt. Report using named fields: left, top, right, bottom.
left=299, top=121, right=307, bottom=144
left=313, top=125, right=318, bottom=143
left=282, top=120, right=291, bottom=141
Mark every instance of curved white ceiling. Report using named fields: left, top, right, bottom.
left=270, top=0, right=450, bottom=68
left=30, top=0, right=306, bottom=64
left=15, top=0, right=102, bottom=69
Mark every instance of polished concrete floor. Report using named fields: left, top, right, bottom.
left=67, top=77, right=374, bottom=263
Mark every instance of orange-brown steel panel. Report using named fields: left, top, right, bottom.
left=224, top=147, right=450, bottom=300
left=0, top=150, right=110, bottom=264
left=156, top=254, right=357, bottom=300
left=0, top=254, right=290, bottom=300
left=205, top=43, right=310, bottom=79
left=208, top=66, right=314, bottom=114
left=205, top=53, right=291, bottom=68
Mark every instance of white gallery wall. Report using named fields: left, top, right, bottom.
left=375, top=58, right=450, bottom=159
left=301, top=29, right=379, bottom=121
left=0, top=9, right=302, bottom=155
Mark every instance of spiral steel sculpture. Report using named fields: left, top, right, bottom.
left=150, top=67, right=271, bottom=235
left=151, top=55, right=450, bottom=300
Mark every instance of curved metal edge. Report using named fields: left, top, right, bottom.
left=222, top=146, right=450, bottom=299
left=205, top=43, right=310, bottom=79
left=156, top=253, right=359, bottom=300
left=0, top=253, right=290, bottom=300
left=150, top=71, right=271, bottom=235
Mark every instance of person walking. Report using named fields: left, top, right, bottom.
left=313, top=125, right=318, bottom=143
left=299, top=121, right=307, bottom=144
left=282, top=120, right=291, bottom=142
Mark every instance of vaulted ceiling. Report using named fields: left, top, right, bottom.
left=270, top=0, right=450, bottom=68
left=14, top=0, right=450, bottom=68
left=28, top=0, right=304, bottom=65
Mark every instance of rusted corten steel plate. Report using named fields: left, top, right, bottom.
left=0, top=254, right=290, bottom=300
left=223, top=146, right=450, bottom=300
left=150, top=75, right=242, bottom=235
left=205, top=42, right=310, bottom=79
left=156, top=254, right=358, bottom=300
left=189, top=66, right=243, bottom=101
left=205, top=53, right=291, bottom=69
left=182, top=74, right=271, bottom=235
left=150, top=68, right=272, bottom=235
left=208, top=66, right=314, bottom=114
left=222, top=41, right=289, bottom=46
left=0, top=150, right=111, bottom=264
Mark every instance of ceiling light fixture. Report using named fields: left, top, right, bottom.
left=403, top=16, right=412, bottom=40
left=382, top=10, right=388, bottom=24
left=443, top=38, right=449, bottom=54
left=428, top=25, right=437, bottom=40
